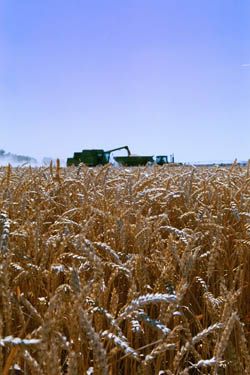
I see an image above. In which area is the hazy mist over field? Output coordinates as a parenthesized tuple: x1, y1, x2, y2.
(0, 149, 36, 166)
(0, 149, 63, 166)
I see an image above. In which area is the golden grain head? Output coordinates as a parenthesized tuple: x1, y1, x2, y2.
(0, 164, 249, 374)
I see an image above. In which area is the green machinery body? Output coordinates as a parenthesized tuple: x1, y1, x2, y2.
(67, 146, 131, 167)
(67, 149, 109, 167)
(67, 146, 174, 167)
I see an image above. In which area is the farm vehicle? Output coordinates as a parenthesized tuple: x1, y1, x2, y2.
(67, 146, 175, 167)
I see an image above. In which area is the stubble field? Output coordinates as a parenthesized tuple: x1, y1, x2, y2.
(0, 163, 249, 374)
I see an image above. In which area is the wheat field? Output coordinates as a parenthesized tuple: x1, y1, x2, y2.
(0, 162, 249, 374)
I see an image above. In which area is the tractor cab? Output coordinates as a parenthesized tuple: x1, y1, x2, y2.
(155, 155, 168, 165)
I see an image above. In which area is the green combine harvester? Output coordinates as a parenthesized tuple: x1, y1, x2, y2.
(67, 146, 174, 167)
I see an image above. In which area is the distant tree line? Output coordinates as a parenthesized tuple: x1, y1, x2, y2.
(0, 149, 37, 164)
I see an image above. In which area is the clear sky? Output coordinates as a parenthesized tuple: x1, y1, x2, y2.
(1, 0, 249, 163)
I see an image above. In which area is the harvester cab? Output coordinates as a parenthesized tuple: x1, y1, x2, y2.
(67, 146, 131, 167)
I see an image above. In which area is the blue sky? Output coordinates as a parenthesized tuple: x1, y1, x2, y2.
(1, 0, 249, 162)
